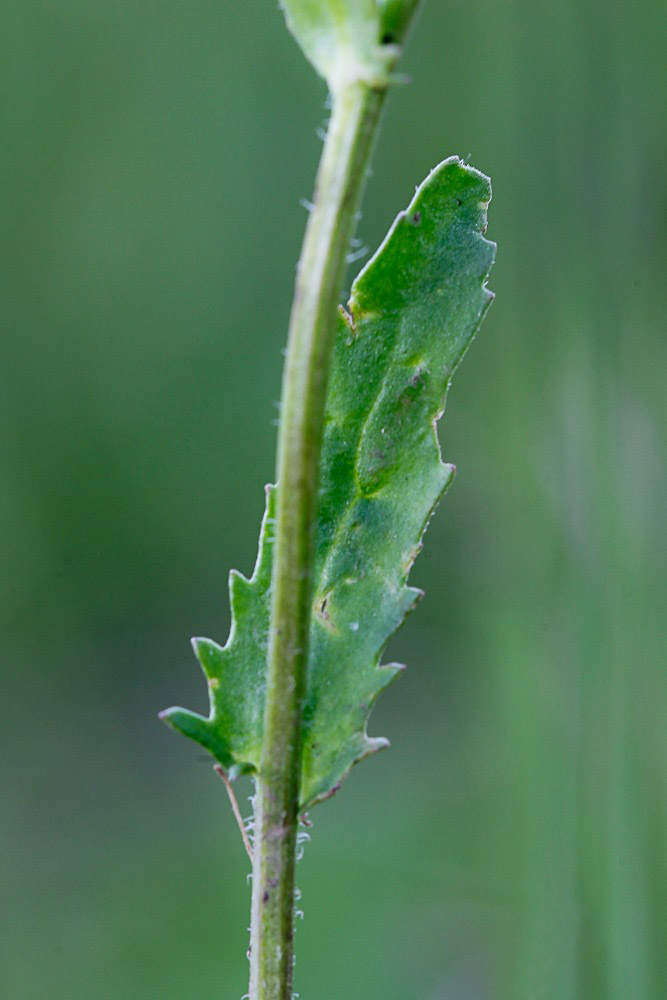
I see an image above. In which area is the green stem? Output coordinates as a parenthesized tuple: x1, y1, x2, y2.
(248, 81, 386, 1000)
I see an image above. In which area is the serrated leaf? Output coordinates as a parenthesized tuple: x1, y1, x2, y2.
(160, 486, 275, 778)
(162, 157, 495, 808)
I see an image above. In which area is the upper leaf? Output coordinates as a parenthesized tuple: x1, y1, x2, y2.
(161, 158, 495, 808)
(278, 0, 417, 90)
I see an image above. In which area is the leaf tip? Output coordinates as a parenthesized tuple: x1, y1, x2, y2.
(190, 635, 225, 685)
(406, 584, 425, 604)
(363, 735, 391, 756)
(382, 660, 406, 674)
(160, 706, 235, 770)
(159, 705, 203, 732)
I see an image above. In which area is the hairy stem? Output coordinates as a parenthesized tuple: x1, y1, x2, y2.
(248, 81, 386, 999)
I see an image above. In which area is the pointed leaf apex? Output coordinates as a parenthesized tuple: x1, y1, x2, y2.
(363, 735, 391, 756)
(191, 636, 225, 682)
(160, 707, 234, 770)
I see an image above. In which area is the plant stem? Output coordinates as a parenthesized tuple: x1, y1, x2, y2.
(248, 81, 386, 1000)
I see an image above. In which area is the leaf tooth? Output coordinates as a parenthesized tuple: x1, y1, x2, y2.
(355, 664, 406, 748)
(440, 460, 456, 487)
(228, 567, 255, 622)
(246, 483, 277, 586)
(191, 636, 225, 684)
(300, 731, 391, 809)
(361, 734, 391, 757)
(159, 706, 232, 769)
(400, 584, 424, 616)
(371, 660, 405, 697)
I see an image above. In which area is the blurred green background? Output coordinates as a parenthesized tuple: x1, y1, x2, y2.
(2, 2, 665, 998)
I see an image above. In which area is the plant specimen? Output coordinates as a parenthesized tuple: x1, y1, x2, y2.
(160, 2, 495, 997)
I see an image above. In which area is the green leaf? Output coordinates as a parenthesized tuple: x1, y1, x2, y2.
(278, 0, 407, 90)
(161, 157, 495, 808)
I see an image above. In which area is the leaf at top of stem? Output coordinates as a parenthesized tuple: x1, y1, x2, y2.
(278, 0, 421, 91)
(161, 157, 495, 809)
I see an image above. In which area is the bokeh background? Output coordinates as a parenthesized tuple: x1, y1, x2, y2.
(2, 2, 665, 998)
